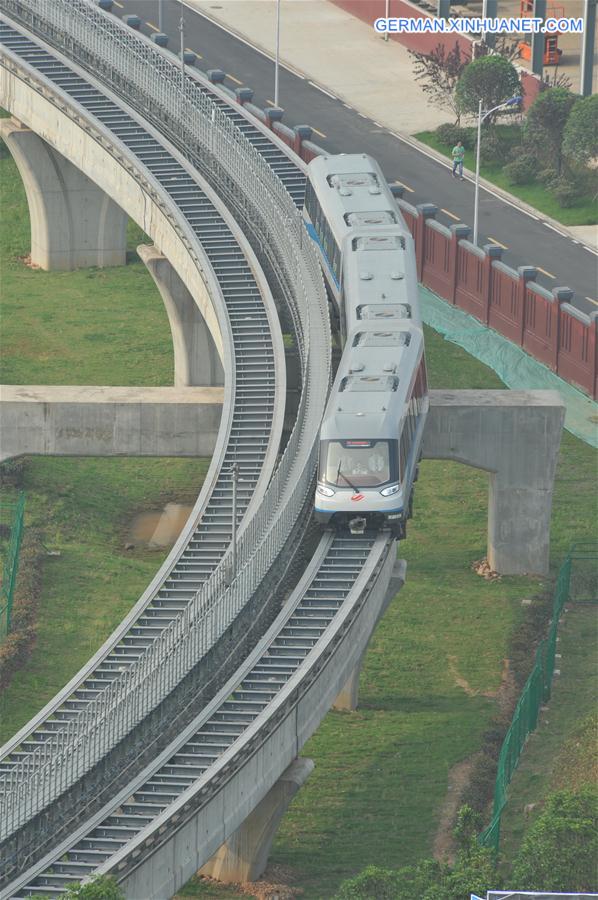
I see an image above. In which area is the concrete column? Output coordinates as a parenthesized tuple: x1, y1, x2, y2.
(199, 758, 314, 883)
(422, 390, 565, 575)
(137, 244, 224, 387)
(0, 119, 127, 270)
(334, 558, 407, 711)
(531, 0, 547, 76)
(581, 0, 597, 97)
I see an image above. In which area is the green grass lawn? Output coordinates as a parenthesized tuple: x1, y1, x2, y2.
(0, 457, 210, 742)
(0, 149, 173, 386)
(1, 134, 597, 900)
(415, 129, 598, 227)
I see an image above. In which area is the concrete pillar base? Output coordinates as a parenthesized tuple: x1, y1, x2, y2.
(137, 244, 224, 387)
(334, 558, 407, 711)
(0, 119, 127, 270)
(199, 758, 314, 883)
(423, 390, 565, 575)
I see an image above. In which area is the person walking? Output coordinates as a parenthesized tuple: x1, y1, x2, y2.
(451, 140, 465, 179)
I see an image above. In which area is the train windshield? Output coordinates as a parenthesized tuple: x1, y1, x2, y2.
(321, 440, 393, 488)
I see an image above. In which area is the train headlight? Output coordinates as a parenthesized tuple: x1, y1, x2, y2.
(317, 485, 335, 498)
(380, 484, 399, 497)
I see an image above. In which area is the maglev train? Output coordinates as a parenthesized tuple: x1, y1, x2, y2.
(304, 153, 429, 538)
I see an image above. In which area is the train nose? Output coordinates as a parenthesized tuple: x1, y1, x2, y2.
(348, 516, 367, 535)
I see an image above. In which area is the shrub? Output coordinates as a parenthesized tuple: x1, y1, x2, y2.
(524, 86, 577, 174)
(512, 788, 598, 892)
(334, 865, 401, 899)
(435, 123, 473, 150)
(0, 457, 27, 488)
(503, 153, 537, 185)
(563, 94, 598, 167)
(461, 751, 498, 813)
(551, 175, 585, 208)
(479, 128, 509, 164)
(0, 528, 45, 690)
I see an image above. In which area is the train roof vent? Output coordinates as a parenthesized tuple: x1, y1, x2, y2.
(339, 375, 399, 393)
(352, 235, 406, 251)
(345, 211, 396, 227)
(353, 331, 411, 347)
(357, 304, 412, 320)
(329, 172, 379, 191)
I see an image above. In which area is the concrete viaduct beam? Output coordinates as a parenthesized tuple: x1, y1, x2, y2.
(0, 119, 127, 270)
(137, 245, 224, 388)
(0, 385, 223, 461)
(422, 390, 565, 576)
(199, 758, 314, 883)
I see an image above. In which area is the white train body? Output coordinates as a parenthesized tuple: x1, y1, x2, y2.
(304, 154, 429, 537)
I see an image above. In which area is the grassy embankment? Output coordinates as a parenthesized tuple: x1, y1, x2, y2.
(1, 147, 596, 900)
(0, 150, 209, 740)
(415, 127, 598, 227)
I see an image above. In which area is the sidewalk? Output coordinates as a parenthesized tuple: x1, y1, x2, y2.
(185, 0, 598, 251)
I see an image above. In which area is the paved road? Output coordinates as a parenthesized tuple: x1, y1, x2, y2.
(115, 0, 597, 314)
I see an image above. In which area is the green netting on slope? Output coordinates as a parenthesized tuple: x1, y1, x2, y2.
(419, 285, 598, 449)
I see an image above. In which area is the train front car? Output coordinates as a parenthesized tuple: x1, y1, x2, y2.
(307, 153, 429, 538)
(315, 323, 427, 537)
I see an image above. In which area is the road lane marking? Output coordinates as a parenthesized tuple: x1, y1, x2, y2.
(185, 47, 202, 58)
(227, 73, 243, 85)
(488, 236, 508, 250)
(311, 126, 327, 139)
(146, 20, 159, 32)
(536, 266, 556, 279)
(585, 297, 598, 305)
(394, 181, 414, 193)
(343, 103, 353, 110)
(583, 245, 598, 256)
(441, 208, 460, 221)
(543, 221, 568, 237)
(373, 121, 383, 128)
(113, 0, 123, 6)
(308, 81, 337, 99)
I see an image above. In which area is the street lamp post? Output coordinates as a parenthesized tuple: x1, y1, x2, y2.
(158, 0, 164, 33)
(473, 95, 522, 246)
(274, 0, 281, 107)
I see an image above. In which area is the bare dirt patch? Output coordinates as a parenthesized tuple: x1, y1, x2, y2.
(433, 753, 481, 862)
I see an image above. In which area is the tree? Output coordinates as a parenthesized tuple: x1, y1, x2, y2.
(563, 94, 598, 168)
(409, 42, 469, 124)
(524, 86, 577, 174)
(511, 788, 598, 892)
(456, 55, 521, 122)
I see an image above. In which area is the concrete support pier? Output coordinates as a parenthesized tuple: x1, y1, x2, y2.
(422, 390, 565, 576)
(137, 244, 224, 387)
(0, 119, 127, 270)
(199, 758, 314, 883)
(334, 558, 407, 711)
(0, 385, 223, 460)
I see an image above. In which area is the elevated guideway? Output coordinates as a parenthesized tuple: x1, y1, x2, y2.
(0, 3, 405, 897)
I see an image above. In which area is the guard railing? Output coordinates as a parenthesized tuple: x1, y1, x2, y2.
(0, 0, 330, 842)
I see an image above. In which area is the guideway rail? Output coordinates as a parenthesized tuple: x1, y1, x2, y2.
(0, 14, 281, 827)
(0, 0, 331, 870)
(5, 532, 393, 898)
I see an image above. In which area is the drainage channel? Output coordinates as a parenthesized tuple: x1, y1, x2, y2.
(6, 534, 383, 898)
(0, 20, 279, 785)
